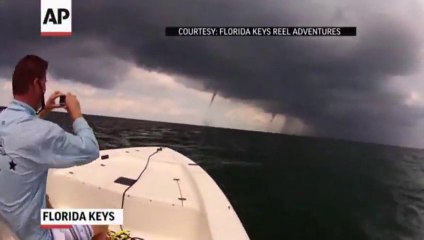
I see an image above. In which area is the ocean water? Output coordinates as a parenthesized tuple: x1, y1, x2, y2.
(24, 111, 424, 239)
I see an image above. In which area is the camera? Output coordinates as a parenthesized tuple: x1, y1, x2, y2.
(59, 95, 66, 106)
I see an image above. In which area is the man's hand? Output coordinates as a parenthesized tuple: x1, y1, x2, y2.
(38, 91, 65, 119)
(65, 93, 82, 121)
(46, 91, 65, 111)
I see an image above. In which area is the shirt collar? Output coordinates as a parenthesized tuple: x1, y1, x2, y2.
(8, 99, 37, 116)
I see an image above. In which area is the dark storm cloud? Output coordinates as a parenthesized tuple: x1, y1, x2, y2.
(0, 0, 423, 146)
(0, 1, 129, 88)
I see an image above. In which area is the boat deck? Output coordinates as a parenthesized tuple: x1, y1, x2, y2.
(47, 147, 249, 240)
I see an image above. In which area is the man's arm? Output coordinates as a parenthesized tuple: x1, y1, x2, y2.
(23, 93, 99, 168)
(39, 117, 100, 168)
(38, 91, 64, 119)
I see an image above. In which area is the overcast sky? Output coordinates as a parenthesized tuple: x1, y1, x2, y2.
(0, 0, 424, 148)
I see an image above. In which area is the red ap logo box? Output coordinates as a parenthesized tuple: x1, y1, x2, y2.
(40, 0, 72, 37)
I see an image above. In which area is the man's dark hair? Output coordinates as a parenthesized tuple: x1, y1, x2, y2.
(12, 55, 48, 95)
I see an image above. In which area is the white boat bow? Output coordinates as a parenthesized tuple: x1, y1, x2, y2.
(47, 147, 250, 240)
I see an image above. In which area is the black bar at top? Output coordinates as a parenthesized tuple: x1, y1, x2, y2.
(165, 27, 357, 37)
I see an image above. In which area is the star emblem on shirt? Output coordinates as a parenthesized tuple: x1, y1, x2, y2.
(9, 160, 16, 171)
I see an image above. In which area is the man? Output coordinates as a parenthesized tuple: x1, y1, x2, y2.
(0, 55, 109, 240)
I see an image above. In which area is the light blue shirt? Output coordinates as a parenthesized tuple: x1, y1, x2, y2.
(0, 100, 100, 240)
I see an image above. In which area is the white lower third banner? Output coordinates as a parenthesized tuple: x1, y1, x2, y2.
(40, 209, 123, 228)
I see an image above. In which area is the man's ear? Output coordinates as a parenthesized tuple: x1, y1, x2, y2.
(28, 78, 36, 90)
(33, 78, 40, 88)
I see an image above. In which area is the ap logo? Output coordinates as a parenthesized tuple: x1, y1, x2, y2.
(41, 0, 72, 36)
